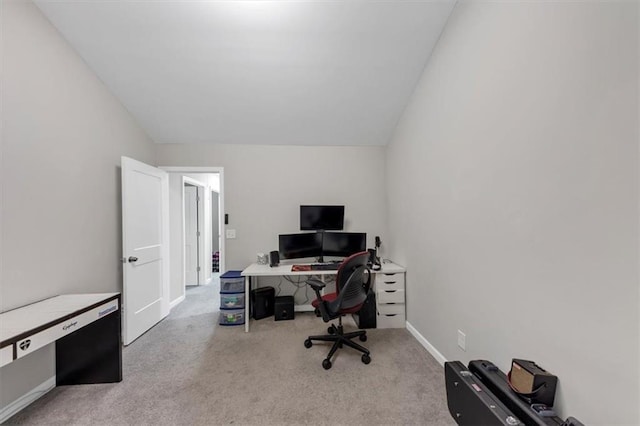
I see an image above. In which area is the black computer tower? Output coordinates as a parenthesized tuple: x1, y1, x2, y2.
(274, 296, 295, 321)
(352, 290, 376, 329)
(251, 286, 275, 320)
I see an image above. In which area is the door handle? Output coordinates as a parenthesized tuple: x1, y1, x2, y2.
(128, 256, 138, 263)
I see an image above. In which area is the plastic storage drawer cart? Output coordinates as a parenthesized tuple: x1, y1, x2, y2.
(219, 270, 245, 326)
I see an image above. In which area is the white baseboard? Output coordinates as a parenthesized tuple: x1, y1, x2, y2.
(169, 294, 186, 310)
(0, 376, 55, 424)
(406, 321, 447, 366)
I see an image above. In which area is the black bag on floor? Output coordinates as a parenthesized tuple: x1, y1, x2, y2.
(445, 361, 525, 426)
(469, 360, 563, 426)
(352, 290, 376, 329)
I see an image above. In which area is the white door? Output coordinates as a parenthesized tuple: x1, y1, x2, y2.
(184, 184, 199, 285)
(121, 156, 170, 345)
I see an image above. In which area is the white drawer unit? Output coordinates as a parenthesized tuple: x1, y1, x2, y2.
(373, 267, 406, 329)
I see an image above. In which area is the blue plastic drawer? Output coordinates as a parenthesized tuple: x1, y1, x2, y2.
(220, 277, 244, 293)
(220, 293, 245, 309)
(220, 270, 244, 294)
(219, 309, 245, 326)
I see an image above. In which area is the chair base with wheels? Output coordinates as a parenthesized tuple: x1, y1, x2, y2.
(304, 316, 371, 370)
(303, 251, 373, 370)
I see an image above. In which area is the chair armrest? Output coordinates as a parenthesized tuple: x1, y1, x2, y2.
(306, 278, 326, 292)
(306, 278, 332, 322)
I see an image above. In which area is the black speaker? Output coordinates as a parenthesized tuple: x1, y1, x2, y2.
(367, 248, 376, 264)
(269, 250, 280, 267)
(251, 287, 275, 320)
(352, 290, 376, 329)
(367, 248, 381, 270)
(274, 296, 294, 321)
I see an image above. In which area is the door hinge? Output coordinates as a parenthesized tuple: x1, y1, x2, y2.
(197, 266, 201, 272)
(197, 231, 201, 237)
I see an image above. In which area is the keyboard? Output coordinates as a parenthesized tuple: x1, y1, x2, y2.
(291, 263, 340, 272)
(310, 263, 340, 271)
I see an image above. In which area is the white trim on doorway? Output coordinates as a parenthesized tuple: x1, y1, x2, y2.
(169, 295, 186, 310)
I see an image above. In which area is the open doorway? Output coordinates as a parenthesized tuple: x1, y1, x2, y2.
(183, 177, 205, 286)
(162, 167, 225, 309)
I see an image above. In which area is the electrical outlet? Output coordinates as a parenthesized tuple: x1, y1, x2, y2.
(457, 330, 466, 351)
(226, 229, 236, 239)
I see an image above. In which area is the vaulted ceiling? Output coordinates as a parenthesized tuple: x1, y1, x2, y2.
(35, 0, 456, 146)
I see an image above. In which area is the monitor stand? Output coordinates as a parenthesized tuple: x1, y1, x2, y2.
(317, 230, 325, 263)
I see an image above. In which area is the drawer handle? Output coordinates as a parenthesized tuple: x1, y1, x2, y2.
(384, 290, 397, 293)
(384, 314, 398, 317)
(384, 281, 397, 284)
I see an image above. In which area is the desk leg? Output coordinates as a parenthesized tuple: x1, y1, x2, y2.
(245, 275, 250, 332)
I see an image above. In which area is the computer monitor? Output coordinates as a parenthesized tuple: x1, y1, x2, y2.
(300, 205, 344, 231)
(279, 232, 323, 260)
(322, 232, 366, 258)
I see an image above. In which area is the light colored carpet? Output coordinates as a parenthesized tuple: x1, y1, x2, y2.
(7, 281, 454, 425)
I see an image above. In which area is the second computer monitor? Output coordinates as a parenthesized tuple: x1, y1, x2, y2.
(279, 232, 323, 260)
(322, 232, 366, 258)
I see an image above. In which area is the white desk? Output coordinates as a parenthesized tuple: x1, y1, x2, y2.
(241, 261, 406, 332)
(0, 293, 122, 384)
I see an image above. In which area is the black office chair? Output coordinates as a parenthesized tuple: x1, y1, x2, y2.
(304, 251, 372, 370)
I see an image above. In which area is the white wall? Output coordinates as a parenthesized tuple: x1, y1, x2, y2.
(386, 1, 638, 424)
(167, 174, 187, 304)
(156, 144, 388, 271)
(1, 0, 156, 411)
